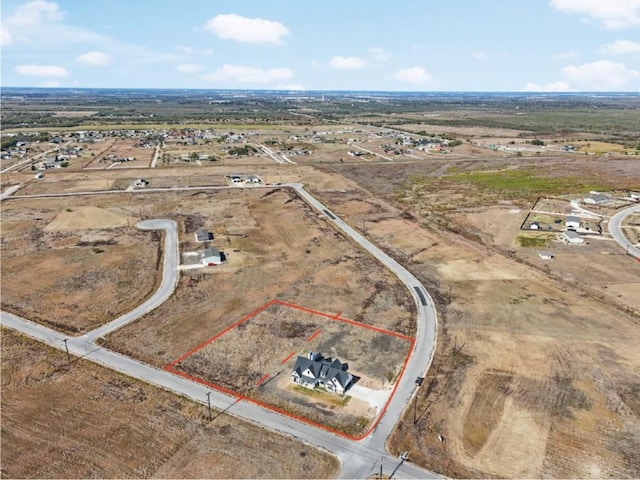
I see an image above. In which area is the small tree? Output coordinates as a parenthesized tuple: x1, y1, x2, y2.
(189, 151, 198, 161)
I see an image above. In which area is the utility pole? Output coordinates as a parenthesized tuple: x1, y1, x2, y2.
(389, 452, 408, 479)
(63, 339, 70, 365)
(206, 392, 212, 421)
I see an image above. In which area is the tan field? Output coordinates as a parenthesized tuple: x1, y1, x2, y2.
(1, 329, 340, 479)
(2, 116, 639, 479)
(319, 159, 640, 478)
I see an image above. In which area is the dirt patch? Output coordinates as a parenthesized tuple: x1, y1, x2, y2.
(44, 206, 133, 230)
(1, 328, 340, 479)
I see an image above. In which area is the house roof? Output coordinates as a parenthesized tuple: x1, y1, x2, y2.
(203, 247, 220, 257)
(291, 354, 353, 389)
(195, 228, 212, 241)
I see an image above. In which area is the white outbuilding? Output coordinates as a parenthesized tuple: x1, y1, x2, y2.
(202, 247, 223, 265)
(562, 231, 584, 244)
(566, 216, 580, 230)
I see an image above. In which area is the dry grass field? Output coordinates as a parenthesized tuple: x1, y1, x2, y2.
(1, 198, 159, 334)
(170, 300, 411, 436)
(102, 186, 414, 370)
(3, 117, 639, 479)
(1, 329, 339, 479)
(313, 161, 640, 478)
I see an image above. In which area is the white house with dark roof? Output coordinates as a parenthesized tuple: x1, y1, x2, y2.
(291, 352, 353, 395)
(202, 247, 223, 265)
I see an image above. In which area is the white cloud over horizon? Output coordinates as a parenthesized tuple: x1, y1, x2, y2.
(0, 25, 12, 46)
(76, 51, 112, 66)
(392, 67, 433, 85)
(201, 64, 293, 84)
(15, 64, 68, 77)
(562, 60, 640, 89)
(527, 59, 640, 91)
(329, 56, 368, 69)
(599, 39, 640, 54)
(203, 14, 289, 45)
(550, 0, 640, 29)
(5, 0, 63, 28)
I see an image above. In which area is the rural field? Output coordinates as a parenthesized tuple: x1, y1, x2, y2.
(2, 89, 640, 479)
(318, 157, 640, 478)
(101, 185, 415, 370)
(169, 300, 412, 437)
(1, 328, 340, 479)
(0, 197, 159, 334)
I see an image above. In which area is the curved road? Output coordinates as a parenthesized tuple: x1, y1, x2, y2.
(1, 184, 439, 479)
(83, 220, 179, 342)
(608, 203, 640, 259)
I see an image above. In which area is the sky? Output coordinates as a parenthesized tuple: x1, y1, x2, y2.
(1, 0, 639, 91)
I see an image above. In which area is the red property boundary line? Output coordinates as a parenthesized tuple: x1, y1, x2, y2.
(165, 299, 415, 441)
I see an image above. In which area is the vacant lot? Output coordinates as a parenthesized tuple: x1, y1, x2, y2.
(1, 328, 339, 479)
(1, 199, 159, 334)
(309, 162, 640, 478)
(170, 300, 411, 436)
(103, 187, 414, 372)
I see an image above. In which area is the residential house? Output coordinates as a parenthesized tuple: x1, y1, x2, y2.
(202, 247, 223, 265)
(195, 228, 213, 242)
(562, 231, 584, 244)
(583, 193, 610, 205)
(291, 352, 354, 395)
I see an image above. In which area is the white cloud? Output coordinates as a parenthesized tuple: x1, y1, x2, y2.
(329, 56, 368, 69)
(201, 64, 293, 84)
(0, 25, 12, 46)
(393, 67, 433, 85)
(176, 63, 203, 74)
(76, 51, 112, 66)
(524, 81, 573, 92)
(600, 39, 640, 54)
(203, 14, 288, 44)
(6, 0, 63, 27)
(369, 47, 390, 63)
(562, 60, 640, 89)
(549, 0, 640, 29)
(471, 51, 487, 61)
(15, 64, 68, 77)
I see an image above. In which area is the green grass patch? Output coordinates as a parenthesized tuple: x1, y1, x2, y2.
(448, 169, 610, 197)
(291, 385, 351, 407)
(516, 235, 550, 247)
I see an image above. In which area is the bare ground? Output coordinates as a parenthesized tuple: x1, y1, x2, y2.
(309, 163, 640, 478)
(0, 328, 340, 479)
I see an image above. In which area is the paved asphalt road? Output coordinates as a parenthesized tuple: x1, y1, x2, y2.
(608, 203, 640, 259)
(82, 220, 179, 342)
(1, 183, 440, 479)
